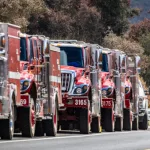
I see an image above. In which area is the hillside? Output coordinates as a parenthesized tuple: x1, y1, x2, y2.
(131, 0, 150, 23)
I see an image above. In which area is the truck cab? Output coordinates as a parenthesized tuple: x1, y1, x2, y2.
(51, 40, 102, 134)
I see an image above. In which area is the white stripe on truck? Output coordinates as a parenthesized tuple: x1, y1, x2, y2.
(9, 71, 20, 79)
(49, 76, 61, 83)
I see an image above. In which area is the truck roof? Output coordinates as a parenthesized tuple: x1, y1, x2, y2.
(51, 43, 85, 48)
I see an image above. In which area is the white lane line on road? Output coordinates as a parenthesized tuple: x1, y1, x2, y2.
(0, 131, 147, 144)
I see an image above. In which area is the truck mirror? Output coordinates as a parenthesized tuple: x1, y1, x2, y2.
(85, 71, 90, 76)
(135, 56, 140, 68)
(0, 33, 5, 48)
(98, 62, 102, 69)
(137, 68, 141, 74)
(28, 65, 35, 70)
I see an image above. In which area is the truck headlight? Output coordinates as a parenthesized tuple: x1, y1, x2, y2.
(76, 87, 82, 94)
(74, 85, 88, 94)
(102, 87, 113, 97)
(107, 87, 113, 96)
(21, 80, 30, 91)
(102, 90, 107, 97)
(125, 87, 130, 94)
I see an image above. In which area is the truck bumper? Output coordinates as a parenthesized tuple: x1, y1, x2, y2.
(62, 95, 89, 108)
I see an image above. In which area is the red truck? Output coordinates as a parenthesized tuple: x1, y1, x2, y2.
(19, 35, 62, 137)
(0, 23, 62, 140)
(124, 55, 141, 130)
(51, 41, 102, 134)
(0, 23, 24, 139)
(100, 48, 127, 132)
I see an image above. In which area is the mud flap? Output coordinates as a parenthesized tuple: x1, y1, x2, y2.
(115, 117, 123, 131)
(132, 117, 139, 130)
(123, 108, 132, 131)
(104, 108, 115, 132)
(91, 116, 101, 133)
(35, 121, 44, 136)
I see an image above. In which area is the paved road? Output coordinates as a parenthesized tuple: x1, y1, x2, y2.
(0, 130, 150, 150)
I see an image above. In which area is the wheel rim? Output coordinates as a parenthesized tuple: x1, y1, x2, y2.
(31, 98, 36, 133)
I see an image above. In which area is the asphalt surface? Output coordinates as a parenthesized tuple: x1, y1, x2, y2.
(0, 130, 150, 150)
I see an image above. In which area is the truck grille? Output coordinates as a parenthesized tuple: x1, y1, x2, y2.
(61, 73, 72, 92)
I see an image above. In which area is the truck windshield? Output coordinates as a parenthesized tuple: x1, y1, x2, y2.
(102, 53, 109, 72)
(60, 47, 84, 68)
(20, 38, 28, 61)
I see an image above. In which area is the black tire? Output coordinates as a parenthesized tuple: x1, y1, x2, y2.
(139, 113, 148, 130)
(91, 116, 101, 133)
(132, 117, 139, 130)
(104, 109, 114, 132)
(115, 117, 123, 131)
(44, 104, 58, 136)
(123, 109, 132, 131)
(21, 98, 36, 137)
(80, 108, 90, 134)
(35, 121, 44, 136)
(1, 103, 14, 140)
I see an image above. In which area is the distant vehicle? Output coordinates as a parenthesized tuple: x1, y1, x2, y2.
(138, 79, 149, 129)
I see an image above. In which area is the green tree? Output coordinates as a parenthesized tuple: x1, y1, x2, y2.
(91, 0, 129, 35)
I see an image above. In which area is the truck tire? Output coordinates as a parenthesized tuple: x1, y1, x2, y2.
(1, 102, 14, 140)
(139, 112, 148, 130)
(123, 109, 132, 131)
(132, 117, 139, 130)
(91, 116, 101, 133)
(35, 121, 44, 136)
(104, 109, 114, 132)
(80, 108, 90, 134)
(44, 104, 58, 136)
(115, 117, 123, 131)
(21, 98, 36, 137)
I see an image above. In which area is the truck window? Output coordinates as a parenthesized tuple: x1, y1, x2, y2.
(59, 47, 84, 68)
(102, 53, 109, 72)
(20, 37, 27, 61)
(29, 39, 34, 63)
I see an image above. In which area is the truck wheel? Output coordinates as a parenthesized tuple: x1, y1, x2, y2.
(1, 102, 14, 140)
(91, 116, 101, 133)
(139, 112, 148, 130)
(35, 121, 44, 136)
(80, 108, 90, 134)
(115, 117, 123, 131)
(105, 109, 114, 132)
(21, 98, 36, 137)
(123, 109, 132, 131)
(132, 117, 139, 130)
(44, 104, 58, 136)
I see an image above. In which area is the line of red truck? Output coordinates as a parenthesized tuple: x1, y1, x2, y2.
(0, 23, 148, 140)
